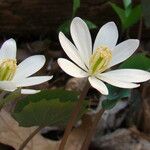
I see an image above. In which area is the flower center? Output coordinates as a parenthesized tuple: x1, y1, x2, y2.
(89, 46, 112, 75)
(0, 59, 17, 81)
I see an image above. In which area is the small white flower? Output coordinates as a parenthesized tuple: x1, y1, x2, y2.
(0, 39, 53, 94)
(58, 17, 150, 95)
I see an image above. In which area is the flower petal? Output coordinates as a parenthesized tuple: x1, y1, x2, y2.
(101, 69, 150, 83)
(0, 81, 17, 91)
(88, 77, 108, 95)
(58, 58, 88, 78)
(59, 32, 87, 71)
(98, 74, 140, 89)
(109, 39, 139, 68)
(21, 89, 40, 94)
(15, 76, 52, 87)
(13, 55, 46, 80)
(93, 22, 118, 52)
(70, 17, 92, 67)
(0, 38, 17, 59)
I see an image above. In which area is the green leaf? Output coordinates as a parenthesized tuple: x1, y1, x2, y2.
(73, 0, 80, 17)
(119, 53, 150, 71)
(58, 19, 97, 35)
(107, 84, 130, 100)
(123, 0, 132, 17)
(141, 0, 150, 28)
(57, 20, 71, 34)
(110, 2, 141, 29)
(125, 4, 141, 29)
(127, 89, 142, 125)
(110, 2, 126, 27)
(123, 0, 132, 9)
(124, 0, 132, 17)
(84, 20, 97, 29)
(102, 84, 130, 110)
(102, 82, 131, 110)
(102, 99, 118, 110)
(12, 89, 88, 127)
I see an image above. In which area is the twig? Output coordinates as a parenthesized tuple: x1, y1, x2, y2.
(138, 17, 143, 41)
(81, 108, 105, 150)
(136, 17, 144, 52)
(59, 79, 90, 150)
(18, 126, 44, 150)
(126, 28, 130, 39)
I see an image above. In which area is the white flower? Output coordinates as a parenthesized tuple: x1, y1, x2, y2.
(0, 39, 53, 94)
(58, 17, 150, 95)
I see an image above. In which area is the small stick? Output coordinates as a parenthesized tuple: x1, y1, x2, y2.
(19, 126, 44, 150)
(81, 109, 105, 150)
(138, 17, 143, 41)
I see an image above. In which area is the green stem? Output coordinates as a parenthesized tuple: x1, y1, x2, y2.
(0, 91, 8, 99)
(0, 88, 21, 110)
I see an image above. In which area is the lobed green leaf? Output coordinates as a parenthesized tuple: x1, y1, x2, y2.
(119, 53, 150, 71)
(107, 84, 130, 101)
(12, 89, 88, 127)
(102, 99, 118, 110)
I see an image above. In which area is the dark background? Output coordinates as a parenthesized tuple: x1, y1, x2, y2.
(0, 0, 149, 40)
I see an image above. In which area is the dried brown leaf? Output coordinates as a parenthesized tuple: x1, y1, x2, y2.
(0, 109, 59, 150)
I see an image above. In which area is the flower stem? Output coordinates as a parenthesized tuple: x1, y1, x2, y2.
(18, 126, 44, 150)
(0, 89, 21, 110)
(81, 108, 105, 150)
(59, 79, 90, 150)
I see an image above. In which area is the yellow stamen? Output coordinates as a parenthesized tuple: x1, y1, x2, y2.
(89, 46, 112, 75)
(0, 59, 17, 81)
